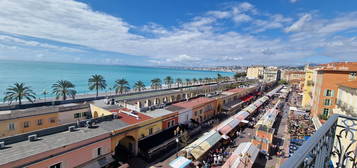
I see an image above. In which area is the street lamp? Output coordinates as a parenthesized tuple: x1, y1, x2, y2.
(174, 127, 181, 158)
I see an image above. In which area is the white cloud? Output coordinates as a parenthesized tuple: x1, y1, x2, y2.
(166, 54, 201, 63)
(0, 0, 356, 65)
(290, 0, 299, 3)
(285, 14, 312, 32)
(233, 14, 252, 24)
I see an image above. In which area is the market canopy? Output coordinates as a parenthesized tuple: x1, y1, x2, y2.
(169, 156, 192, 168)
(217, 118, 240, 135)
(234, 111, 250, 121)
(222, 142, 259, 168)
(182, 130, 222, 160)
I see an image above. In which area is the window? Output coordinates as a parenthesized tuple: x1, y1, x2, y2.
(97, 147, 102, 156)
(37, 119, 43, 126)
(324, 99, 332, 106)
(349, 72, 357, 80)
(74, 113, 81, 118)
(49, 117, 56, 123)
(323, 108, 330, 116)
(23, 121, 30, 128)
(49, 162, 62, 168)
(148, 128, 153, 135)
(324, 89, 334, 97)
(82, 112, 88, 117)
(8, 123, 15, 130)
(194, 111, 198, 116)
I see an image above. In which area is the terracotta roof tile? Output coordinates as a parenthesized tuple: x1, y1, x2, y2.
(338, 80, 357, 89)
(110, 108, 152, 124)
(173, 97, 215, 109)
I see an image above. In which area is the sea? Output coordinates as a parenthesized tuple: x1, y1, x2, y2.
(0, 60, 233, 100)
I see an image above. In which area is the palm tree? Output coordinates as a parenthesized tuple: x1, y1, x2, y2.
(114, 79, 130, 94)
(192, 78, 198, 85)
(198, 78, 203, 84)
(151, 78, 162, 90)
(185, 78, 191, 86)
(176, 78, 183, 87)
(52, 80, 76, 100)
(42, 89, 49, 102)
(204, 77, 210, 84)
(134, 80, 145, 92)
(88, 74, 107, 97)
(164, 76, 173, 88)
(3, 83, 36, 105)
(217, 73, 223, 83)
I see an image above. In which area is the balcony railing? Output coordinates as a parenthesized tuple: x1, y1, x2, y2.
(281, 114, 357, 168)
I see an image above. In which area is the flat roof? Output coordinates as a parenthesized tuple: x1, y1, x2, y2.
(110, 108, 152, 124)
(0, 119, 129, 166)
(338, 81, 357, 89)
(173, 97, 215, 109)
(0, 103, 88, 121)
(141, 108, 175, 118)
(115, 89, 181, 101)
(165, 105, 187, 112)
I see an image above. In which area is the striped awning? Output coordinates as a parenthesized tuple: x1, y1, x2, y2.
(169, 156, 192, 168)
(222, 142, 259, 168)
(183, 130, 222, 159)
(218, 118, 240, 135)
(234, 111, 250, 121)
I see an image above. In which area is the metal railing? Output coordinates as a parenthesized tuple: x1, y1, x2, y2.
(281, 114, 357, 168)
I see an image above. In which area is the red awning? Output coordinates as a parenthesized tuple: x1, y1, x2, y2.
(241, 95, 254, 102)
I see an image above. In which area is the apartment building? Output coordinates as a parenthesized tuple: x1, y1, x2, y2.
(302, 66, 316, 109)
(263, 68, 281, 81)
(311, 62, 357, 117)
(173, 97, 218, 123)
(247, 66, 265, 79)
(0, 103, 89, 137)
(334, 81, 357, 117)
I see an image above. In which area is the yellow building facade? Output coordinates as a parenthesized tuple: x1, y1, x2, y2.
(0, 111, 59, 137)
(247, 66, 265, 79)
(302, 67, 314, 109)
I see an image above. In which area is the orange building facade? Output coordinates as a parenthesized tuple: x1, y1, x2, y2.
(311, 62, 357, 117)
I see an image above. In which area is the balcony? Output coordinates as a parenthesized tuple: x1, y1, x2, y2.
(281, 114, 357, 168)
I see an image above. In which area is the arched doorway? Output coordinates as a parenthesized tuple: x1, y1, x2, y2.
(114, 136, 137, 162)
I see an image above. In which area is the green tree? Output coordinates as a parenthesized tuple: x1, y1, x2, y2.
(133, 80, 145, 92)
(217, 73, 223, 82)
(52, 80, 76, 100)
(3, 82, 36, 105)
(114, 79, 130, 94)
(164, 76, 173, 88)
(42, 89, 49, 102)
(176, 78, 183, 88)
(198, 78, 203, 84)
(192, 78, 198, 84)
(88, 74, 107, 97)
(204, 77, 210, 83)
(185, 78, 191, 86)
(151, 78, 162, 90)
(234, 72, 246, 81)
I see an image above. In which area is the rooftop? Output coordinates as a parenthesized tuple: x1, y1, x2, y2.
(318, 62, 357, 72)
(173, 97, 215, 109)
(338, 80, 357, 89)
(110, 108, 152, 124)
(0, 118, 128, 166)
(0, 103, 88, 121)
(141, 108, 175, 118)
(223, 88, 245, 94)
(165, 105, 187, 112)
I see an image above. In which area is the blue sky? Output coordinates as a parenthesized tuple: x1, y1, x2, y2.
(0, 0, 356, 66)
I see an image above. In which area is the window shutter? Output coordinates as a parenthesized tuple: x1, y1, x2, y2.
(331, 90, 335, 97)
